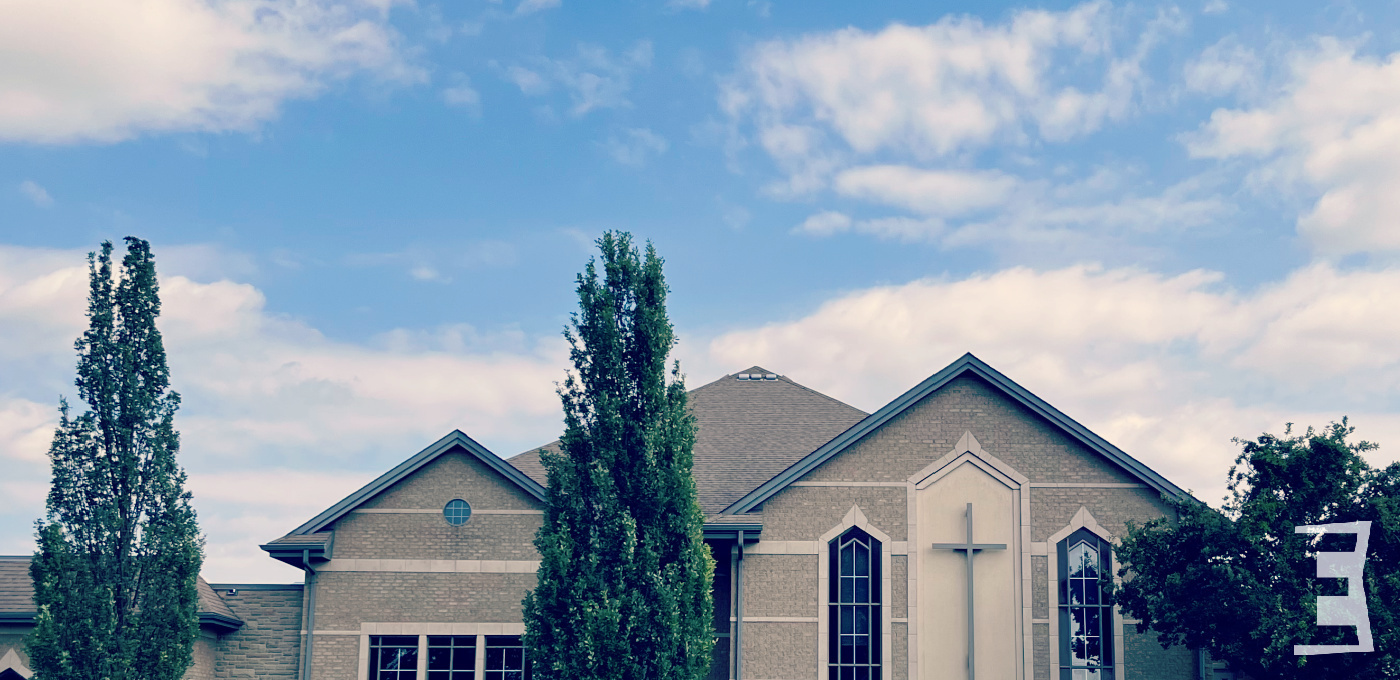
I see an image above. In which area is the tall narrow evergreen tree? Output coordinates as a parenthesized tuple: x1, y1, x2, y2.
(28, 238, 203, 680)
(523, 232, 714, 680)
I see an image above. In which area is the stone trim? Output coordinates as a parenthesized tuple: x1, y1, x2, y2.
(1046, 506, 1125, 680)
(789, 482, 910, 487)
(907, 431, 1031, 680)
(318, 559, 539, 573)
(1, 648, 33, 679)
(1027, 483, 1149, 489)
(746, 540, 909, 556)
(350, 509, 543, 514)
(817, 505, 893, 680)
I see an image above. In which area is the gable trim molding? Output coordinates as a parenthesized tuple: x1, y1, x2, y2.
(288, 430, 547, 536)
(721, 353, 1187, 515)
(0, 649, 32, 679)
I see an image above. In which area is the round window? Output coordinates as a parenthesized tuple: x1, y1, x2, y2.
(443, 499, 472, 526)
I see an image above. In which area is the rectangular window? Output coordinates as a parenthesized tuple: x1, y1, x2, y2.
(484, 636, 530, 680)
(371, 636, 420, 680)
(427, 636, 476, 680)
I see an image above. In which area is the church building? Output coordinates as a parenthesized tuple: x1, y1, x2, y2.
(1, 354, 1213, 680)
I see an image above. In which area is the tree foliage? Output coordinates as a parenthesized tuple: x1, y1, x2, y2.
(522, 232, 714, 680)
(1113, 420, 1399, 679)
(28, 238, 203, 680)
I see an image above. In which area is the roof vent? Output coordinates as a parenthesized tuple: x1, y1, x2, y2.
(763, 373, 777, 380)
(736, 373, 751, 380)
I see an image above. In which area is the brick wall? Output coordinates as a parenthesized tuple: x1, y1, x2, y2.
(358, 452, 540, 512)
(313, 571, 536, 630)
(742, 555, 817, 618)
(760, 487, 907, 542)
(189, 633, 217, 680)
(332, 513, 541, 561)
(212, 584, 304, 679)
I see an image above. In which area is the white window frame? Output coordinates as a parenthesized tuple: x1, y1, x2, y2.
(817, 505, 893, 680)
(1046, 507, 1125, 680)
(356, 623, 527, 680)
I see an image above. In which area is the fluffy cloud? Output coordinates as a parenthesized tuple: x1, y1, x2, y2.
(722, 2, 1173, 169)
(0, 244, 567, 580)
(1187, 39, 1400, 254)
(706, 263, 1400, 503)
(0, 0, 420, 144)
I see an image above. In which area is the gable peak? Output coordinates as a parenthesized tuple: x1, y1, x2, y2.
(732, 365, 779, 381)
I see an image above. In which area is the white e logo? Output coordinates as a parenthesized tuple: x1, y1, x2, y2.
(1293, 521, 1373, 655)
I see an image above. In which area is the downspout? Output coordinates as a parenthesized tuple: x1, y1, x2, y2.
(733, 531, 745, 680)
(301, 549, 318, 680)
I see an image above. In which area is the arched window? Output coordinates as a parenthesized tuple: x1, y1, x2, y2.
(829, 527, 881, 680)
(1058, 528, 1114, 680)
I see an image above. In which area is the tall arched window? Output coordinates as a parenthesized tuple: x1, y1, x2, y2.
(1058, 528, 1114, 680)
(829, 527, 881, 680)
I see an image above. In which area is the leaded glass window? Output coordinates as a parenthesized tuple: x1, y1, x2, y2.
(427, 636, 476, 680)
(1058, 528, 1114, 680)
(371, 636, 419, 680)
(829, 527, 881, 680)
(484, 636, 529, 680)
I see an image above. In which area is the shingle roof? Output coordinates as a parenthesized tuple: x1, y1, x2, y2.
(507, 366, 869, 513)
(0, 555, 241, 625)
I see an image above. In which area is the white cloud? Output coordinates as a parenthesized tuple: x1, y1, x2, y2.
(442, 76, 481, 111)
(705, 262, 1400, 504)
(722, 1, 1169, 170)
(794, 210, 853, 236)
(504, 41, 653, 115)
(1184, 40, 1261, 96)
(515, 0, 560, 15)
(1187, 40, 1400, 254)
(18, 180, 52, 206)
(833, 166, 1016, 217)
(668, 0, 710, 9)
(603, 128, 669, 166)
(0, 0, 421, 144)
(1202, 0, 1228, 14)
(0, 243, 568, 581)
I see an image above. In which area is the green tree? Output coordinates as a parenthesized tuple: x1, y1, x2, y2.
(28, 238, 203, 680)
(523, 232, 714, 680)
(1113, 420, 1399, 679)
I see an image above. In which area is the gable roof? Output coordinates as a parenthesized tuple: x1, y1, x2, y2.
(0, 555, 242, 632)
(508, 366, 869, 514)
(277, 430, 546, 539)
(722, 353, 1189, 514)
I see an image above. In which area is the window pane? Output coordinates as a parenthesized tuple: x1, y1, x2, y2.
(854, 577, 868, 603)
(840, 636, 854, 664)
(840, 667, 854, 680)
(429, 648, 450, 671)
(1069, 544, 1085, 578)
(1070, 580, 1085, 606)
(1085, 579, 1100, 605)
(1072, 636, 1087, 662)
(1070, 607, 1086, 636)
(841, 577, 853, 603)
(855, 607, 869, 635)
(1082, 545, 1099, 579)
(841, 544, 854, 575)
(1086, 636, 1102, 665)
(854, 636, 869, 664)
(1085, 608, 1101, 637)
(841, 606, 853, 634)
(855, 666, 869, 680)
(854, 544, 868, 577)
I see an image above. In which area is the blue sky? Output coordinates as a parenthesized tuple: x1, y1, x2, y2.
(4, 0, 1400, 581)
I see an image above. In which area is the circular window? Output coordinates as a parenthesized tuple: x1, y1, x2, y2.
(443, 499, 472, 526)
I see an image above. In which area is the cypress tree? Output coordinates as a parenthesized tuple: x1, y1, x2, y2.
(27, 238, 204, 680)
(523, 232, 714, 680)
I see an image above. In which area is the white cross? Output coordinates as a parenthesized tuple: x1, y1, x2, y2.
(930, 502, 1006, 680)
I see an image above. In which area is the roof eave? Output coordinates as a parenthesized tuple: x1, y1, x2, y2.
(199, 612, 244, 633)
(722, 353, 1190, 514)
